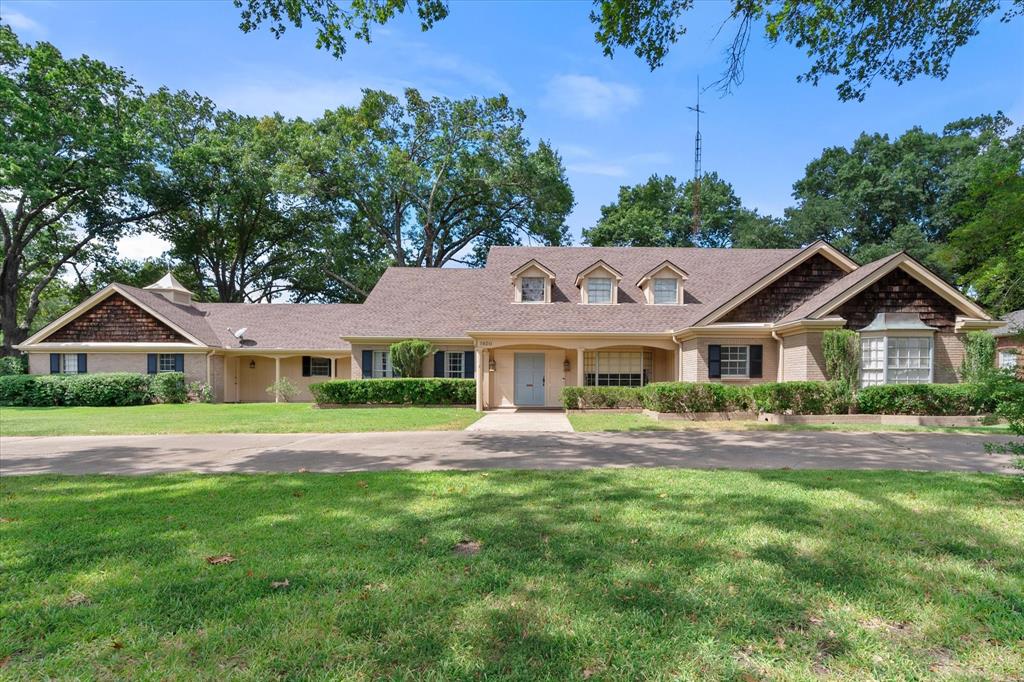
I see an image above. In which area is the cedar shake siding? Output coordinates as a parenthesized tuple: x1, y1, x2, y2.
(720, 254, 846, 323)
(43, 293, 189, 343)
(836, 269, 959, 332)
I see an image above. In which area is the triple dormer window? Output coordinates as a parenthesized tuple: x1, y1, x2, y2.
(576, 261, 623, 304)
(637, 261, 688, 305)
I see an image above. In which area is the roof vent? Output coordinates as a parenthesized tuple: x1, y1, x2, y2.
(144, 272, 193, 305)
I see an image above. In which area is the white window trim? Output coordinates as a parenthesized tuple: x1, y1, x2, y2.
(718, 345, 750, 379)
(997, 349, 1017, 370)
(157, 353, 178, 373)
(517, 276, 548, 304)
(61, 353, 79, 374)
(859, 333, 934, 387)
(310, 356, 332, 377)
(445, 351, 465, 378)
(372, 350, 393, 378)
(585, 277, 614, 305)
(652, 278, 679, 305)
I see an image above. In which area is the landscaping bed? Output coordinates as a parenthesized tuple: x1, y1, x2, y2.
(2, 470, 1022, 679)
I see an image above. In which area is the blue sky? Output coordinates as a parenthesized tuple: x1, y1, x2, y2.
(5, 0, 1023, 259)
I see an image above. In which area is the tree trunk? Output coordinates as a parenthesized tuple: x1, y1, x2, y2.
(0, 273, 27, 356)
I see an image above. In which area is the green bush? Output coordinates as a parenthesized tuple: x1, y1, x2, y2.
(960, 331, 997, 383)
(856, 383, 994, 416)
(639, 382, 751, 413)
(561, 386, 644, 409)
(748, 381, 853, 415)
(822, 329, 859, 389)
(0, 373, 152, 407)
(0, 356, 28, 376)
(151, 372, 187, 403)
(389, 339, 433, 378)
(310, 378, 475, 405)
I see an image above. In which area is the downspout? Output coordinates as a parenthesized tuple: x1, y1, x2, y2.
(671, 334, 684, 381)
(771, 329, 784, 382)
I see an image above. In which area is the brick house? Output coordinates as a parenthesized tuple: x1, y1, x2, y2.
(992, 310, 1023, 375)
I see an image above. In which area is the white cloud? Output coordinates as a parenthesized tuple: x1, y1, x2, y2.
(2, 9, 44, 35)
(566, 162, 627, 178)
(213, 74, 418, 119)
(117, 232, 171, 261)
(543, 74, 639, 120)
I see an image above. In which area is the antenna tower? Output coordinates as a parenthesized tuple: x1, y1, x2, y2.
(686, 77, 705, 234)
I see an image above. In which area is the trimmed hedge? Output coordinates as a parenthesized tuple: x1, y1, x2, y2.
(639, 382, 752, 413)
(562, 386, 643, 409)
(748, 381, 852, 415)
(151, 372, 187, 404)
(0, 356, 27, 376)
(856, 383, 992, 416)
(0, 373, 152, 407)
(310, 378, 475, 405)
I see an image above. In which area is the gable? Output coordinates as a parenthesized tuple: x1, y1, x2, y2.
(43, 293, 191, 343)
(720, 254, 846, 323)
(835, 268, 960, 332)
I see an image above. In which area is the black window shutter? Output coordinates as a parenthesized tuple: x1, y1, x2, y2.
(749, 345, 763, 378)
(434, 351, 445, 378)
(302, 356, 311, 377)
(361, 350, 373, 378)
(147, 353, 157, 374)
(50, 353, 60, 374)
(77, 353, 88, 374)
(464, 350, 475, 380)
(174, 354, 184, 372)
(708, 344, 722, 379)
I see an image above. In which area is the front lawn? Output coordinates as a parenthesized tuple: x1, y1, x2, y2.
(0, 403, 481, 436)
(1, 471, 1022, 679)
(568, 411, 1012, 435)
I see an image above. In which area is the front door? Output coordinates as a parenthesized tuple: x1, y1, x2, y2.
(514, 353, 546, 406)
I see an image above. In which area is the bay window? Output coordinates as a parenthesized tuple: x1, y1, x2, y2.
(860, 335, 933, 387)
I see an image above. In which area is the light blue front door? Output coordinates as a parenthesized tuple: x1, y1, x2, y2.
(514, 353, 546, 406)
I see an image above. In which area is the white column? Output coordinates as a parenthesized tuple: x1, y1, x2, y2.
(576, 348, 585, 386)
(677, 343, 684, 381)
(475, 349, 484, 412)
(274, 356, 281, 403)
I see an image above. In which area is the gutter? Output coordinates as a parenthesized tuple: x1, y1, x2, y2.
(771, 329, 784, 382)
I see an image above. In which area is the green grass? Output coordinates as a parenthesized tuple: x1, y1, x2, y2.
(2, 471, 1022, 679)
(567, 411, 1012, 435)
(0, 404, 481, 436)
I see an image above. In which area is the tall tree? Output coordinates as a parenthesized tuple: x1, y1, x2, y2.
(0, 27, 159, 355)
(583, 173, 791, 249)
(233, 1, 1022, 101)
(305, 88, 573, 269)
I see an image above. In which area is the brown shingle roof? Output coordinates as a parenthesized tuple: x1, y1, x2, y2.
(991, 310, 1024, 337)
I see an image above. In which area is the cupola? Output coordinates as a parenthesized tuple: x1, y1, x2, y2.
(144, 272, 193, 305)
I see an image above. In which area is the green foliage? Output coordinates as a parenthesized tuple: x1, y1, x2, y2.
(187, 381, 214, 403)
(822, 329, 860, 389)
(0, 356, 28, 375)
(0, 373, 152, 407)
(389, 340, 433, 378)
(748, 381, 853, 415)
(960, 331, 997, 383)
(561, 386, 644, 410)
(151, 372, 187, 404)
(267, 377, 299, 402)
(639, 382, 752, 413)
(310, 378, 475, 405)
(855, 383, 1002, 416)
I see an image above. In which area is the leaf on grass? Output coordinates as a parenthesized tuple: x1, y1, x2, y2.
(111, 640, 123, 650)
(0, 517, 15, 523)
(270, 579, 290, 589)
(64, 593, 90, 607)
(658, 493, 668, 499)
(0, 655, 11, 668)
(292, 490, 304, 498)
(206, 554, 235, 565)
(418, 537, 428, 546)
(356, 480, 368, 489)
(453, 539, 481, 555)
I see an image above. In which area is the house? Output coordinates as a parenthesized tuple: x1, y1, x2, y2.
(992, 310, 1023, 375)
(16, 241, 1001, 409)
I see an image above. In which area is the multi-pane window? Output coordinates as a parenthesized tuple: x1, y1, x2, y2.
(158, 353, 178, 373)
(310, 357, 332, 377)
(372, 350, 392, 378)
(521, 277, 545, 303)
(61, 353, 79, 374)
(860, 335, 933, 386)
(720, 346, 748, 377)
(584, 351, 652, 386)
(999, 350, 1018, 370)
(587, 277, 613, 304)
(446, 351, 464, 378)
(653, 278, 677, 304)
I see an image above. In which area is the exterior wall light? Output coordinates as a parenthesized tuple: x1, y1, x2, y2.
(488, 359, 496, 372)
(563, 359, 571, 372)
(249, 359, 256, 369)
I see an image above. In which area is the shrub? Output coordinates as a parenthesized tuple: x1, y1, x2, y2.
(310, 378, 475, 405)
(267, 377, 299, 402)
(389, 339, 433, 378)
(639, 382, 751, 413)
(961, 331, 997, 382)
(0, 375, 56, 406)
(856, 383, 994, 416)
(561, 386, 643, 409)
(748, 381, 852, 415)
(0, 356, 28, 376)
(62, 373, 153, 407)
(187, 381, 213, 403)
(151, 372, 187, 403)
(822, 329, 859, 389)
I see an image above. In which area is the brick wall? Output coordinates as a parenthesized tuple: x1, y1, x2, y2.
(721, 254, 846, 323)
(44, 294, 188, 343)
(680, 337, 778, 383)
(781, 333, 828, 381)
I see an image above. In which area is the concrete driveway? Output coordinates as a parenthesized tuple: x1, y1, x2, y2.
(0, 430, 1017, 475)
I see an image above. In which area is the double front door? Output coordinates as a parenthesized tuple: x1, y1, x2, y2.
(514, 353, 546, 406)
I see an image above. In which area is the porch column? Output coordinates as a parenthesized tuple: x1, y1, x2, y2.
(475, 349, 484, 412)
(576, 348, 585, 386)
(274, 356, 281, 403)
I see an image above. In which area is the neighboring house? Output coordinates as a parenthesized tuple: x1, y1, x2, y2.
(16, 241, 1001, 409)
(992, 310, 1023, 374)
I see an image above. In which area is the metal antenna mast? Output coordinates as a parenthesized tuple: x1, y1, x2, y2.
(686, 77, 705, 234)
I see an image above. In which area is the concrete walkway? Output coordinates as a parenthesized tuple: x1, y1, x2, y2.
(0, 431, 1017, 475)
(465, 409, 574, 432)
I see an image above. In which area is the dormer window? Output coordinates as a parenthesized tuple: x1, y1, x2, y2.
(636, 261, 688, 305)
(511, 259, 556, 303)
(576, 260, 623, 305)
